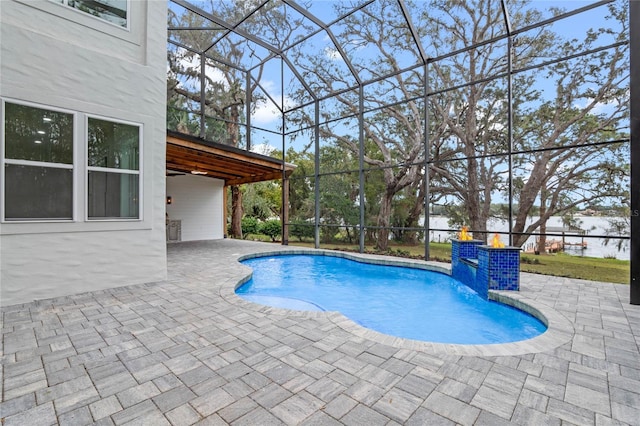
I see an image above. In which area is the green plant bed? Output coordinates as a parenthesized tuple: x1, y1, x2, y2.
(286, 241, 629, 284)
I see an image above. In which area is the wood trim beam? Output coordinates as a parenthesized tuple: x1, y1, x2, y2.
(166, 132, 296, 186)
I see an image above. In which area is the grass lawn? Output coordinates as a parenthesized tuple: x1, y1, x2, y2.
(283, 240, 630, 284)
(518, 253, 629, 284)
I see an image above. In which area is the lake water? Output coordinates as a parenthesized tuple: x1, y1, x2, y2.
(426, 216, 630, 260)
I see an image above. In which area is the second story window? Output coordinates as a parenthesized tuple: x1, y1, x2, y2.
(55, 0, 128, 28)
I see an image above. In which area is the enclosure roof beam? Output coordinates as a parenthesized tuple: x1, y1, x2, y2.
(397, 0, 428, 64)
(283, 0, 362, 85)
(169, 39, 247, 72)
(172, 0, 282, 57)
(500, 0, 512, 35)
(200, 0, 271, 56)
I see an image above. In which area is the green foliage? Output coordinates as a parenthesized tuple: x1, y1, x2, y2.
(241, 216, 259, 238)
(290, 220, 314, 242)
(603, 207, 630, 252)
(520, 256, 541, 265)
(259, 219, 282, 242)
(243, 182, 281, 221)
(286, 148, 315, 219)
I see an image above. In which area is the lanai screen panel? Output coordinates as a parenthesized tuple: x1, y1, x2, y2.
(167, 0, 633, 291)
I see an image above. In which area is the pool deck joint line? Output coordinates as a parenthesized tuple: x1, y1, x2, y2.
(2, 239, 639, 426)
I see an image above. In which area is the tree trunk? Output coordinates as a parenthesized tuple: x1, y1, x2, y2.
(231, 185, 243, 239)
(537, 187, 547, 254)
(466, 157, 488, 242)
(376, 190, 394, 251)
(404, 183, 425, 245)
(227, 106, 243, 239)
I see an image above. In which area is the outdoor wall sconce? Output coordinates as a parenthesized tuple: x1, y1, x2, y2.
(166, 196, 172, 205)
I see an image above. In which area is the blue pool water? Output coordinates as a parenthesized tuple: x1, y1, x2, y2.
(236, 254, 546, 345)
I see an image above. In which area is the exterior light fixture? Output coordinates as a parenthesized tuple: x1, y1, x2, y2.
(166, 196, 172, 205)
(191, 169, 207, 175)
(34, 140, 42, 144)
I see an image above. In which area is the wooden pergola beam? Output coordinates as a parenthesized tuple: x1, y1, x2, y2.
(166, 130, 295, 185)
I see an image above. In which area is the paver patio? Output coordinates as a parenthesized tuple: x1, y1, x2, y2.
(1, 239, 639, 425)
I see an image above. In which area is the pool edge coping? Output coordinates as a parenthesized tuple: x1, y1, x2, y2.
(222, 248, 575, 357)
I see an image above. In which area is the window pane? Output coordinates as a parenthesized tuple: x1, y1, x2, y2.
(88, 118, 139, 170)
(68, 0, 127, 27)
(4, 102, 74, 164)
(4, 164, 73, 220)
(88, 171, 139, 219)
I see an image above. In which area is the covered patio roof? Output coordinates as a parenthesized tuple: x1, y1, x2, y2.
(166, 130, 295, 186)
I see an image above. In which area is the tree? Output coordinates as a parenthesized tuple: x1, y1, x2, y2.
(285, 148, 315, 221)
(510, 1, 629, 247)
(167, 0, 304, 238)
(242, 181, 282, 221)
(422, 0, 551, 242)
(317, 144, 361, 243)
(603, 204, 631, 253)
(289, 0, 446, 251)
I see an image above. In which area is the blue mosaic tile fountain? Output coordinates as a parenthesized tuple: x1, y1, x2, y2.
(451, 237, 521, 299)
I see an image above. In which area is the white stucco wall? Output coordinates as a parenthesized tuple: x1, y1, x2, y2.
(0, 0, 168, 306)
(166, 175, 225, 241)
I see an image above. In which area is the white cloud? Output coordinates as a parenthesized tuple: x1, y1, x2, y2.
(251, 143, 276, 156)
(251, 84, 296, 126)
(252, 100, 282, 125)
(324, 47, 343, 61)
(573, 94, 622, 116)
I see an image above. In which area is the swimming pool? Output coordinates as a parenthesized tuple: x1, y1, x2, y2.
(236, 254, 546, 345)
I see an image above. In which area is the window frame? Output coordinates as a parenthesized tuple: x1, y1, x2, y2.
(52, 0, 130, 30)
(1, 99, 78, 223)
(85, 114, 143, 221)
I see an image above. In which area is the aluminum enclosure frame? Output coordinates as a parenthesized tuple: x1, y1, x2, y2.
(167, 0, 636, 303)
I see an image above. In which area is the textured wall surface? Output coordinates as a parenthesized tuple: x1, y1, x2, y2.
(0, 0, 168, 306)
(166, 175, 224, 241)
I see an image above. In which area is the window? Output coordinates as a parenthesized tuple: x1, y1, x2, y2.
(54, 0, 128, 28)
(2, 101, 74, 221)
(87, 117, 140, 219)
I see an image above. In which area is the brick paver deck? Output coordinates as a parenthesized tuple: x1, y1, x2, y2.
(2, 239, 639, 425)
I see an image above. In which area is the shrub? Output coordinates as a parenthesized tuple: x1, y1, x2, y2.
(521, 256, 541, 265)
(259, 219, 282, 242)
(241, 216, 259, 238)
(290, 220, 314, 242)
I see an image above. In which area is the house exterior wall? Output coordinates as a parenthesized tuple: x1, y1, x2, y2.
(166, 175, 225, 242)
(0, 0, 168, 306)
